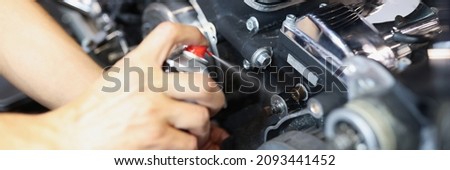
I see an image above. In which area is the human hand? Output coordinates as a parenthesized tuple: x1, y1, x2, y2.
(51, 22, 226, 150)
(200, 123, 230, 150)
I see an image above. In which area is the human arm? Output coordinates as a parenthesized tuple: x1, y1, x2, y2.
(0, 0, 103, 109)
(0, 22, 226, 150)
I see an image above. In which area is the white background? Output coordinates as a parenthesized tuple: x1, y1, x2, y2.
(0, 150, 448, 170)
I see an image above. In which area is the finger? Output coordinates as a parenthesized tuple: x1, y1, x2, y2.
(208, 145, 221, 150)
(162, 127, 198, 150)
(200, 140, 214, 150)
(210, 125, 230, 144)
(164, 100, 211, 146)
(135, 22, 208, 67)
(165, 72, 225, 115)
(201, 142, 221, 150)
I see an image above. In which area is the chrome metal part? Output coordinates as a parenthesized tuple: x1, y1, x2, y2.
(285, 14, 296, 23)
(142, 0, 221, 64)
(271, 94, 289, 116)
(325, 99, 397, 150)
(307, 99, 325, 118)
(281, 4, 396, 81)
(330, 0, 386, 17)
(364, 0, 421, 23)
(319, 3, 328, 8)
(142, 2, 200, 36)
(166, 48, 209, 73)
(324, 57, 396, 149)
(271, 84, 309, 116)
(59, 0, 102, 17)
(60, 0, 113, 31)
(264, 109, 313, 142)
(325, 57, 429, 150)
(383, 4, 441, 44)
(291, 84, 309, 103)
(244, 0, 306, 12)
(58, 0, 129, 63)
(250, 47, 273, 69)
(190, 0, 220, 58)
(343, 57, 395, 99)
(246, 16, 260, 33)
(243, 60, 252, 70)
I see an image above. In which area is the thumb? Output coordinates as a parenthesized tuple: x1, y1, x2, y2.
(131, 22, 209, 68)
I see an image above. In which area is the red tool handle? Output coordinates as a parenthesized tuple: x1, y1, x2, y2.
(185, 45, 208, 58)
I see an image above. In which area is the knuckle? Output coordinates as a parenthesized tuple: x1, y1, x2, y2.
(197, 107, 210, 123)
(148, 125, 166, 141)
(146, 102, 162, 116)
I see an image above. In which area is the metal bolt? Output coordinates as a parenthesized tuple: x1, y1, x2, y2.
(246, 16, 259, 32)
(251, 48, 273, 69)
(308, 99, 324, 118)
(271, 100, 284, 115)
(285, 14, 296, 23)
(255, 52, 272, 68)
(243, 60, 251, 70)
(291, 84, 309, 102)
(271, 95, 288, 116)
(319, 3, 328, 8)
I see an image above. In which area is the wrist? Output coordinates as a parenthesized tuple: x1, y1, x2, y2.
(45, 90, 107, 150)
(38, 110, 71, 149)
(41, 103, 82, 150)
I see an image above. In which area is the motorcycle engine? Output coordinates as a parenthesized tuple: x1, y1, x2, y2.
(36, 0, 450, 150)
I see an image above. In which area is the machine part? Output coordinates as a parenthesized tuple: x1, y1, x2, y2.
(196, 0, 324, 73)
(319, 3, 328, 8)
(325, 57, 428, 150)
(93, 30, 129, 63)
(271, 95, 289, 116)
(343, 56, 395, 100)
(258, 131, 326, 150)
(365, 0, 421, 24)
(438, 102, 450, 149)
(264, 109, 319, 142)
(143, 0, 219, 57)
(166, 46, 209, 73)
(286, 54, 320, 87)
(246, 16, 260, 33)
(325, 99, 398, 150)
(244, 0, 305, 12)
(329, 0, 420, 23)
(190, 0, 220, 58)
(307, 92, 347, 119)
(58, 0, 129, 65)
(59, 0, 114, 31)
(285, 14, 296, 23)
(271, 84, 309, 116)
(249, 47, 273, 69)
(396, 57, 413, 71)
(281, 4, 397, 72)
(243, 60, 252, 70)
(0, 77, 28, 112)
(59, 0, 103, 17)
(40, 0, 450, 150)
(329, 0, 385, 17)
(256, 0, 286, 3)
(291, 84, 309, 102)
(142, 1, 200, 36)
(383, 3, 441, 47)
(185, 45, 209, 58)
(60, 7, 99, 45)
